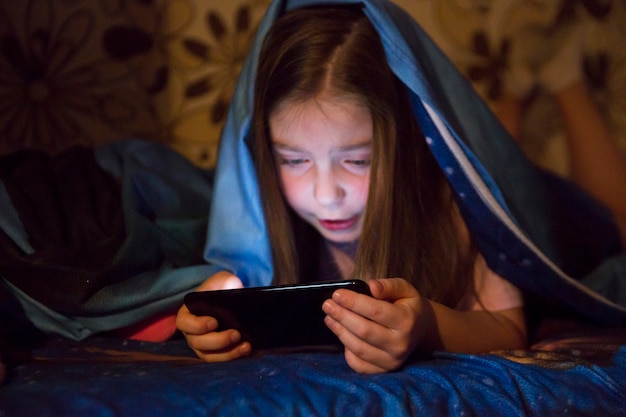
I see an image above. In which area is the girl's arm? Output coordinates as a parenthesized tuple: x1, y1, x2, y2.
(420, 299, 526, 354)
(553, 81, 626, 243)
(323, 277, 527, 374)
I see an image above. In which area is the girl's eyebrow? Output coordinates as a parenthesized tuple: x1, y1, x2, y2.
(271, 142, 303, 152)
(336, 141, 373, 151)
(272, 140, 372, 152)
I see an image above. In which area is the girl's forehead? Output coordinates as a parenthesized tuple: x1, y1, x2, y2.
(272, 92, 367, 118)
(269, 96, 372, 146)
(271, 95, 369, 125)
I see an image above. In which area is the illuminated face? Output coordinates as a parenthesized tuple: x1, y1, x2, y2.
(269, 96, 372, 244)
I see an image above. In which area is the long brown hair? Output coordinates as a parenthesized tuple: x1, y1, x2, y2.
(252, 5, 474, 306)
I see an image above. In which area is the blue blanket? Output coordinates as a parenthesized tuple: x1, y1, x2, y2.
(1, 332, 625, 416)
(0, 140, 220, 339)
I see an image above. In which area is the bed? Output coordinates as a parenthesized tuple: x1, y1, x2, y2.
(1, 327, 626, 416)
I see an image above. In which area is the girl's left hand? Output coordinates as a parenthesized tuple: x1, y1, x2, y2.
(322, 278, 429, 374)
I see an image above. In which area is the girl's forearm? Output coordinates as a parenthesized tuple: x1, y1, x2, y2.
(419, 300, 527, 355)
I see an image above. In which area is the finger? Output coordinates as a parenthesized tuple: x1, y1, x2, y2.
(194, 341, 252, 363)
(325, 315, 402, 373)
(328, 289, 401, 330)
(186, 328, 242, 353)
(176, 305, 219, 335)
(324, 305, 403, 363)
(333, 279, 422, 330)
(323, 297, 387, 340)
(324, 312, 386, 355)
(344, 348, 391, 374)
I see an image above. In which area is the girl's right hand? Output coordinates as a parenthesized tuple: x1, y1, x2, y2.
(176, 271, 251, 362)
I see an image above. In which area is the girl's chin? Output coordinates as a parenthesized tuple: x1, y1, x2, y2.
(319, 230, 361, 244)
(325, 238, 359, 254)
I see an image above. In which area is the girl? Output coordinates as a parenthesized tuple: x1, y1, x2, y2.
(177, 3, 527, 374)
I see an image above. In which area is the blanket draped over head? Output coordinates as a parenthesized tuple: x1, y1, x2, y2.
(204, 0, 626, 326)
(1, 0, 625, 341)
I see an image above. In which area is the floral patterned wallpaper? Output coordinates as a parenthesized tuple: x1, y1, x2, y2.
(1, 0, 624, 175)
(0, 0, 269, 168)
(400, 0, 626, 176)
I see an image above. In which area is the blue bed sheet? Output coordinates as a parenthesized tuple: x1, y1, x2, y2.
(1, 333, 625, 416)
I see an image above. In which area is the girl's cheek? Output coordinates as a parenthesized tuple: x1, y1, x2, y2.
(357, 176, 370, 201)
(280, 176, 306, 207)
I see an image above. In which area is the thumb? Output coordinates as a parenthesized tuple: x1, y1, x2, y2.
(368, 278, 419, 302)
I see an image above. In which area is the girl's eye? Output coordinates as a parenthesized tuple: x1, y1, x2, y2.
(346, 159, 370, 166)
(279, 158, 308, 166)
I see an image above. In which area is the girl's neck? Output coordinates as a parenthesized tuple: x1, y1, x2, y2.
(325, 240, 358, 280)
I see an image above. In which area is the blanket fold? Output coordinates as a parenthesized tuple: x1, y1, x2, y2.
(0, 140, 219, 340)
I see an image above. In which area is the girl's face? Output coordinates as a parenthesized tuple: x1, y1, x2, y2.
(269, 96, 372, 244)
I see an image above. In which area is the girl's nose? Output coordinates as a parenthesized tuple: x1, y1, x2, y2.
(314, 171, 344, 207)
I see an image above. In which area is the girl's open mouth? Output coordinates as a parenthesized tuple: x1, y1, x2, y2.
(318, 216, 358, 231)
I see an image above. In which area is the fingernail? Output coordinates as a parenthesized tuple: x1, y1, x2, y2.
(240, 342, 251, 355)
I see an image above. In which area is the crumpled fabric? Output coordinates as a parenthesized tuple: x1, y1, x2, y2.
(0, 140, 219, 340)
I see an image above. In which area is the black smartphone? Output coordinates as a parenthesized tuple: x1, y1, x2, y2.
(184, 279, 372, 350)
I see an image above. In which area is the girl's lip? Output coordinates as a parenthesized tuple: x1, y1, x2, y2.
(318, 216, 358, 231)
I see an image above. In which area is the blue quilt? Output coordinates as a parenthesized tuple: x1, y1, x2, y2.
(1, 331, 625, 416)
